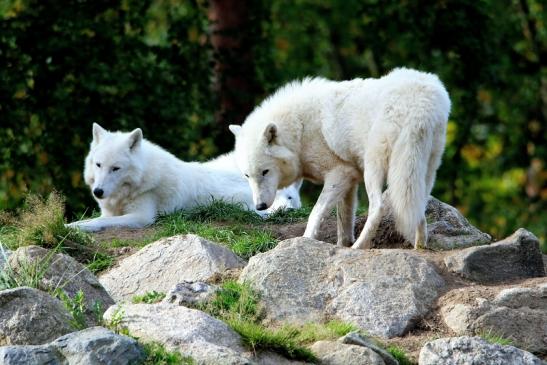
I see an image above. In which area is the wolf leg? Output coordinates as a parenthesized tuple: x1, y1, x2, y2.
(336, 184, 357, 247)
(304, 167, 356, 240)
(352, 158, 386, 250)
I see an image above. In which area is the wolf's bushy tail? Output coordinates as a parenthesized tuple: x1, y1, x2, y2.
(386, 119, 433, 243)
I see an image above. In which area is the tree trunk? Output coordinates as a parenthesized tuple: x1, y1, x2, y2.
(208, 0, 262, 152)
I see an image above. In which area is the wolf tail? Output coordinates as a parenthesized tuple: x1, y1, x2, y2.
(386, 87, 450, 243)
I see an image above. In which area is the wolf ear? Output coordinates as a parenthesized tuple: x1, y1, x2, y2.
(264, 123, 277, 144)
(128, 128, 143, 151)
(92, 123, 107, 143)
(229, 124, 242, 137)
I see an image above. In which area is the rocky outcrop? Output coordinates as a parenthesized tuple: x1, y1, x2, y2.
(239, 238, 445, 338)
(100, 235, 245, 302)
(0, 327, 144, 365)
(0, 287, 73, 345)
(441, 282, 547, 354)
(444, 229, 545, 283)
(103, 303, 250, 364)
(8, 246, 114, 324)
(418, 336, 544, 365)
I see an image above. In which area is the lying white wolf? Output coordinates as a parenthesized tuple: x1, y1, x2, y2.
(230, 68, 450, 249)
(68, 124, 301, 232)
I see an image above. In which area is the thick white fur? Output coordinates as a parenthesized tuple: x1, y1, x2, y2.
(68, 124, 301, 232)
(231, 68, 450, 249)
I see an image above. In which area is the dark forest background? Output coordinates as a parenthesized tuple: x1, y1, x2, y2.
(0, 0, 545, 248)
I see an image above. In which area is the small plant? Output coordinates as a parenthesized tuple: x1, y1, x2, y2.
(141, 342, 195, 365)
(132, 291, 166, 304)
(54, 289, 87, 330)
(107, 306, 128, 335)
(86, 251, 114, 274)
(387, 345, 413, 365)
(478, 329, 513, 346)
(263, 206, 311, 224)
(292, 320, 359, 344)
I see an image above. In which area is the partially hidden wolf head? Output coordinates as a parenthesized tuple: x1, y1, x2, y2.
(84, 123, 144, 201)
(230, 122, 300, 211)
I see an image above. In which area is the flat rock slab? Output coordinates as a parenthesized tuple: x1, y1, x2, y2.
(310, 340, 386, 365)
(418, 336, 544, 365)
(441, 282, 547, 354)
(0, 287, 73, 345)
(8, 245, 114, 324)
(100, 234, 245, 302)
(103, 303, 250, 364)
(240, 238, 445, 338)
(444, 228, 545, 283)
(0, 326, 144, 365)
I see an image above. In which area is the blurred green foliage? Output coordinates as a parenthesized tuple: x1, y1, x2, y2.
(0, 0, 545, 248)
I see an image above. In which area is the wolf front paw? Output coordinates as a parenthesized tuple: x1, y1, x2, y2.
(65, 221, 104, 233)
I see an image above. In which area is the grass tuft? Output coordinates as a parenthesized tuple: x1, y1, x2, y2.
(132, 291, 166, 304)
(0, 243, 56, 290)
(387, 345, 413, 365)
(141, 342, 195, 365)
(478, 329, 513, 346)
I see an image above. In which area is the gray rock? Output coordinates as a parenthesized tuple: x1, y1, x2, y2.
(103, 303, 250, 364)
(310, 340, 386, 365)
(339, 332, 398, 365)
(8, 246, 114, 324)
(0, 287, 73, 345)
(51, 326, 144, 364)
(444, 229, 545, 283)
(0, 346, 60, 365)
(163, 281, 219, 306)
(100, 235, 245, 302)
(441, 283, 547, 353)
(0, 327, 144, 365)
(418, 336, 544, 365)
(240, 238, 445, 338)
(368, 195, 492, 250)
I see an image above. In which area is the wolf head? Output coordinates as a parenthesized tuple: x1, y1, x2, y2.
(84, 123, 144, 201)
(230, 122, 300, 211)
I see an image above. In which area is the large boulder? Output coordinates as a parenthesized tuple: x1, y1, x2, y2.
(440, 281, 547, 354)
(239, 238, 445, 338)
(103, 303, 250, 364)
(444, 229, 545, 283)
(418, 336, 544, 365)
(8, 246, 114, 324)
(309, 340, 386, 365)
(0, 327, 144, 365)
(0, 287, 73, 345)
(100, 235, 245, 302)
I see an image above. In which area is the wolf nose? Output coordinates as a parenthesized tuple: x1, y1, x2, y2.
(256, 203, 268, 211)
(93, 188, 104, 199)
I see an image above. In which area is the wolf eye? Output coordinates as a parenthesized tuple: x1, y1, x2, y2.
(244, 174, 249, 178)
(112, 167, 120, 172)
(262, 169, 269, 176)
(288, 196, 292, 200)
(96, 163, 101, 168)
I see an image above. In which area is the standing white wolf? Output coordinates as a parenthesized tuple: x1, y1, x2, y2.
(68, 123, 301, 232)
(230, 68, 450, 249)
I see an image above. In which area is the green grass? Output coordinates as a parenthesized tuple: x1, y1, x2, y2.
(141, 342, 195, 365)
(387, 345, 414, 365)
(478, 329, 513, 346)
(0, 242, 56, 291)
(132, 291, 166, 304)
(290, 320, 359, 344)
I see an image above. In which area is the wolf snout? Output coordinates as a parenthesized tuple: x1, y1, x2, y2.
(93, 188, 104, 199)
(256, 202, 268, 211)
